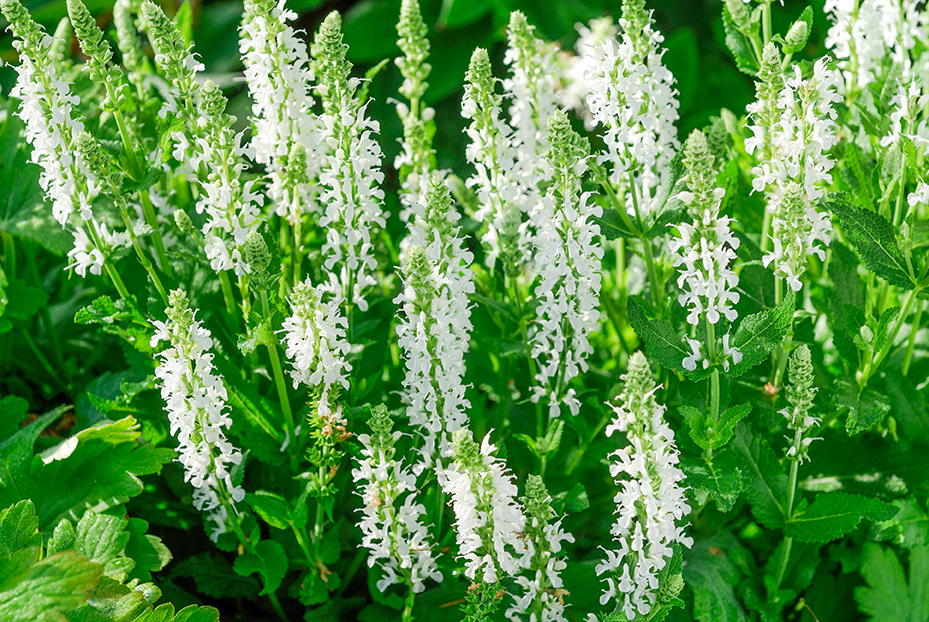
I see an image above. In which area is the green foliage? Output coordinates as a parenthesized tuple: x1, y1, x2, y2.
(728, 291, 795, 376)
(784, 492, 899, 544)
(855, 543, 929, 622)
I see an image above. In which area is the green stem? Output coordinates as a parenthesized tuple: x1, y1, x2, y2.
(774, 429, 802, 591)
(115, 197, 169, 305)
(23, 240, 66, 377)
(627, 172, 663, 312)
(21, 329, 65, 391)
(401, 585, 416, 622)
(260, 290, 296, 449)
(139, 189, 173, 277)
(862, 288, 920, 386)
(218, 271, 240, 330)
(705, 319, 720, 462)
(902, 299, 924, 376)
(762, 1, 773, 44)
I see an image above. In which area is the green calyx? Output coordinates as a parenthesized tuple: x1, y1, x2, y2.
(682, 129, 718, 216)
(403, 245, 437, 305)
(422, 172, 454, 236)
(313, 11, 352, 111)
(198, 80, 227, 118)
(466, 48, 494, 99)
(166, 288, 194, 330)
(546, 109, 587, 170)
(67, 0, 114, 77)
(366, 404, 395, 451)
(1, 0, 46, 53)
(620, 351, 660, 423)
(523, 474, 555, 523)
(76, 131, 113, 181)
(396, 0, 430, 102)
(785, 344, 816, 426)
(244, 231, 273, 291)
(450, 429, 482, 470)
(174, 209, 195, 236)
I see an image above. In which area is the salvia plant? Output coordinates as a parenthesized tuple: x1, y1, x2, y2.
(3, 0, 929, 621)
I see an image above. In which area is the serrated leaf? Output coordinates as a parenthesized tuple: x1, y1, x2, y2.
(784, 491, 898, 543)
(728, 291, 794, 377)
(683, 459, 742, 513)
(0, 395, 28, 443)
(66, 575, 161, 622)
(854, 542, 929, 622)
(124, 518, 172, 581)
(233, 540, 288, 596)
(828, 197, 914, 289)
(0, 549, 102, 622)
(1, 416, 174, 531)
(628, 298, 711, 380)
(49, 513, 133, 580)
(3, 279, 48, 324)
(0, 500, 40, 559)
(833, 378, 891, 434)
(0, 406, 67, 512)
(721, 4, 758, 76)
(729, 424, 788, 528)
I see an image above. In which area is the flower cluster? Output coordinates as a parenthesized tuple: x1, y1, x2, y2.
(394, 0, 435, 218)
(586, 0, 679, 218)
(744, 42, 784, 164)
(462, 47, 529, 273)
(313, 12, 387, 311)
(669, 130, 741, 327)
(1, 0, 126, 278)
(530, 111, 603, 418)
(190, 81, 265, 276)
(240, 0, 321, 220)
(396, 174, 474, 469)
(441, 429, 533, 584)
(281, 277, 352, 420)
(596, 352, 692, 621)
(781, 344, 821, 463)
(113, 0, 149, 96)
(151, 289, 246, 541)
(824, 0, 897, 91)
(756, 58, 840, 291)
(504, 11, 559, 215)
(352, 405, 442, 594)
(557, 16, 619, 125)
(506, 475, 574, 622)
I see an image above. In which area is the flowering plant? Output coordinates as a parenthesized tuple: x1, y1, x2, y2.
(2, 0, 929, 621)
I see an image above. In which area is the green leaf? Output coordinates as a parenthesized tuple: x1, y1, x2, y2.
(728, 291, 795, 377)
(66, 575, 161, 622)
(683, 404, 752, 451)
(729, 424, 788, 528)
(785, 492, 899, 543)
(628, 298, 711, 380)
(3, 279, 48, 325)
(0, 406, 66, 512)
(48, 512, 134, 580)
(682, 458, 742, 513)
(595, 207, 636, 240)
(170, 553, 258, 600)
(246, 492, 294, 531)
(683, 538, 750, 622)
(552, 482, 589, 514)
(124, 518, 172, 581)
(234, 540, 288, 596)
(721, 4, 758, 76)
(0, 500, 40, 559)
(0, 549, 102, 622)
(1, 416, 174, 531)
(828, 197, 915, 289)
(343, 0, 400, 62)
(855, 542, 929, 622)
(438, 0, 490, 29)
(298, 569, 329, 606)
(833, 378, 891, 434)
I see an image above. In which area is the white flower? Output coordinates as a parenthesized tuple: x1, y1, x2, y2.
(529, 111, 603, 418)
(441, 430, 533, 584)
(191, 81, 264, 277)
(557, 16, 619, 126)
(586, 4, 679, 219)
(757, 58, 840, 289)
(668, 131, 740, 327)
(352, 406, 442, 594)
(240, 0, 322, 220)
(504, 11, 559, 217)
(281, 277, 352, 420)
(396, 174, 474, 469)
(463, 48, 530, 272)
(825, 0, 899, 90)
(151, 290, 245, 541)
(597, 353, 692, 620)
